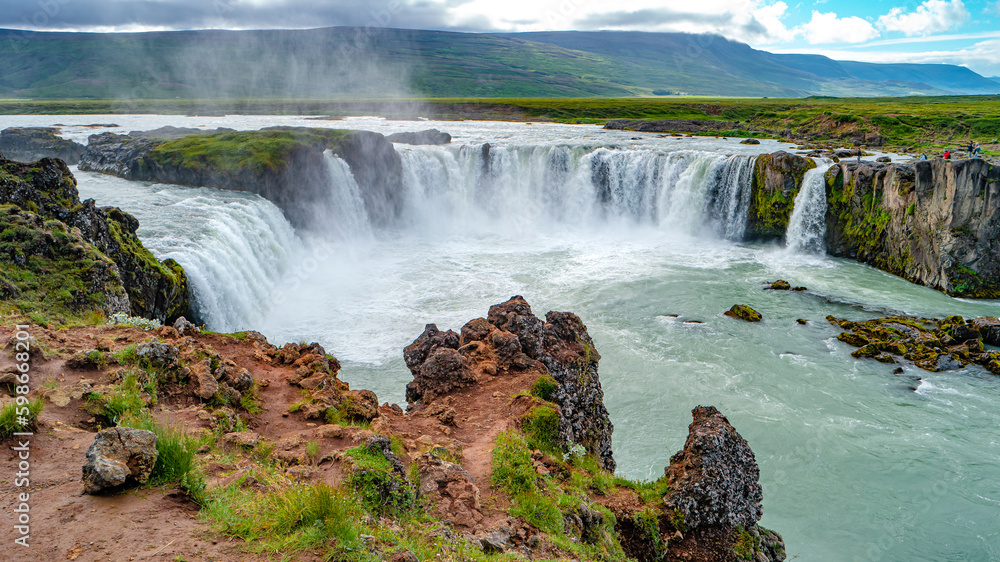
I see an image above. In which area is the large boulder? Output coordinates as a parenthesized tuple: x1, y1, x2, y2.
(82, 427, 158, 494)
(404, 324, 473, 404)
(663, 406, 763, 530)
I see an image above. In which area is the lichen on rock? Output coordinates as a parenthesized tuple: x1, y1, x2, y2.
(725, 304, 763, 322)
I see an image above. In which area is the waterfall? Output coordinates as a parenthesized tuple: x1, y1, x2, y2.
(146, 194, 302, 332)
(395, 144, 757, 239)
(785, 163, 833, 254)
(316, 150, 372, 240)
(704, 155, 756, 241)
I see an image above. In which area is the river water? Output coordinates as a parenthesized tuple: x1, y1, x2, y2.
(7, 114, 998, 560)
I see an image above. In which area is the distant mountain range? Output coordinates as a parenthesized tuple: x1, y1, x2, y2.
(1, 27, 997, 99)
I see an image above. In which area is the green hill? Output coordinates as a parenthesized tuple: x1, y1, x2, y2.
(0, 27, 995, 99)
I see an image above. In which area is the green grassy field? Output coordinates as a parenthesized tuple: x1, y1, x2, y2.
(2, 95, 998, 152)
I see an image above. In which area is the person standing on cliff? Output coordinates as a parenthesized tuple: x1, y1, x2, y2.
(968, 141, 974, 156)
(857, 147, 862, 162)
(944, 149, 951, 159)
(975, 143, 982, 158)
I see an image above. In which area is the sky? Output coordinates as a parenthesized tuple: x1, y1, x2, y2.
(2, 0, 1000, 76)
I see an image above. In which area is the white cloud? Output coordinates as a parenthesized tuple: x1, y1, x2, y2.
(877, 0, 970, 36)
(753, 1, 798, 43)
(770, 38, 1000, 77)
(798, 10, 879, 44)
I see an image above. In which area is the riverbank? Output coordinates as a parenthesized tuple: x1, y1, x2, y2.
(1, 95, 998, 155)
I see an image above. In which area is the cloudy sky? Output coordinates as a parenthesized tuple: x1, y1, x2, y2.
(3, 0, 1000, 76)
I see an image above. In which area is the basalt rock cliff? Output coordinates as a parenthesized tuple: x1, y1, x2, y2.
(824, 158, 1000, 298)
(745, 151, 1000, 298)
(0, 156, 190, 322)
(78, 127, 403, 230)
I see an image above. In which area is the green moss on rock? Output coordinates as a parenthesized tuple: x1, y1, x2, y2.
(746, 152, 816, 240)
(725, 304, 763, 322)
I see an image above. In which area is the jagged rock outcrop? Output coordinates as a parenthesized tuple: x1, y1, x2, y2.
(386, 129, 452, 145)
(744, 151, 817, 239)
(0, 127, 86, 164)
(617, 406, 784, 562)
(405, 296, 616, 472)
(0, 156, 189, 321)
(82, 427, 158, 493)
(663, 406, 763, 530)
(825, 159, 1000, 298)
(79, 127, 404, 230)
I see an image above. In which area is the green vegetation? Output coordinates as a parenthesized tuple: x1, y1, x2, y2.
(521, 404, 561, 454)
(0, 205, 123, 326)
(529, 374, 558, 401)
(344, 444, 416, 517)
(490, 430, 631, 561)
(4, 95, 996, 152)
(733, 525, 759, 560)
(147, 128, 350, 177)
(121, 411, 207, 504)
(0, 397, 44, 439)
(85, 372, 148, 426)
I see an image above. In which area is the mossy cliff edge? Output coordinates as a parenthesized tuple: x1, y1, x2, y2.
(745, 151, 1000, 299)
(79, 127, 404, 229)
(824, 158, 1000, 298)
(744, 151, 816, 240)
(0, 155, 189, 323)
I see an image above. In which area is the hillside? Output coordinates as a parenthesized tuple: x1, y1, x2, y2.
(0, 27, 996, 98)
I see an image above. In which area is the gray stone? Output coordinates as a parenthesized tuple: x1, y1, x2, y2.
(663, 406, 763, 530)
(82, 427, 158, 493)
(135, 342, 180, 369)
(173, 316, 200, 335)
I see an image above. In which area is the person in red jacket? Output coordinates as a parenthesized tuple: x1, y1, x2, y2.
(944, 149, 951, 159)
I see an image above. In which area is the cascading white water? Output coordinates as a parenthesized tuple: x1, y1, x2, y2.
(786, 163, 833, 254)
(314, 151, 372, 239)
(73, 172, 302, 333)
(396, 144, 756, 239)
(705, 155, 757, 240)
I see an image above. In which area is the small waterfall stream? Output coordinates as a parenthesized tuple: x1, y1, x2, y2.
(786, 163, 833, 254)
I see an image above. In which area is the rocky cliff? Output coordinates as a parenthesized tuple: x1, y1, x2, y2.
(405, 295, 616, 472)
(744, 151, 816, 240)
(825, 158, 1000, 298)
(0, 127, 86, 165)
(403, 296, 784, 561)
(79, 127, 403, 230)
(0, 156, 190, 322)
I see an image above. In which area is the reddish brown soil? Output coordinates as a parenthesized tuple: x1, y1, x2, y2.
(0, 320, 546, 561)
